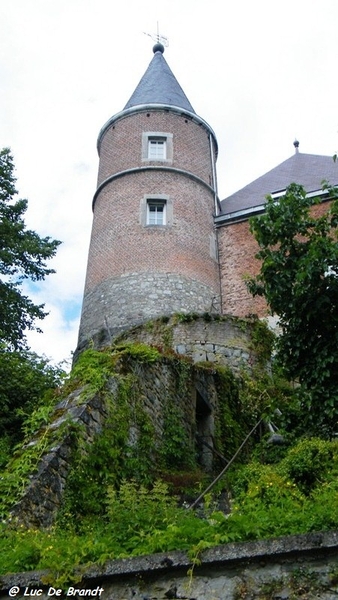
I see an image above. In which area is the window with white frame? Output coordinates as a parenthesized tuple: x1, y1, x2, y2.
(146, 200, 166, 225)
(142, 132, 173, 163)
(148, 138, 166, 160)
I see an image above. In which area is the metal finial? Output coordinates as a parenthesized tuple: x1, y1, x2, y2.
(293, 139, 299, 153)
(152, 42, 165, 54)
(143, 23, 169, 51)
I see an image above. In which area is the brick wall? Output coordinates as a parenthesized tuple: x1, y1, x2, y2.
(97, 109, 214, 187)
(78, 108, 220, 349)
(85, 172, 218, 291)
(218, 199, 334, 318)
(218, 221, 268, 317)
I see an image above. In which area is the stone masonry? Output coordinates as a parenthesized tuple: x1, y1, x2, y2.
(78, 273, 219, 351)
(117, 315, 257, 374)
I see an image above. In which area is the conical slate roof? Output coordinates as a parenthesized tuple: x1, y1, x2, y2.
(124, 46, 195, 113)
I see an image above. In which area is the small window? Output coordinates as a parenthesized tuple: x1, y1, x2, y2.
(147, 200, 166, 226)
(148, 138, 166, 160)
(142, 132, 173, 163)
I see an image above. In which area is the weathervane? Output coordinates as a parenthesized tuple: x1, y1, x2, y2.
(143, 22, 169, 47)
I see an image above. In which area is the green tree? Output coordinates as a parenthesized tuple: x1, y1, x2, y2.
(0, 148, 60, 349)
(247, 183, 338, 435)
(0, 349, 65, 467)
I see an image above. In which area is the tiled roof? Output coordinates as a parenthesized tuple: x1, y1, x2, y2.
(123, 49, 195, 113)
(220, 153, 338, 216)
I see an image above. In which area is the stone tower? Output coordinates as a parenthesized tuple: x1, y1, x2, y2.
(77, 44, 220, 350)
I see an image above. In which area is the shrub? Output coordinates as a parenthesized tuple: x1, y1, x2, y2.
(280, 437, 337, 493)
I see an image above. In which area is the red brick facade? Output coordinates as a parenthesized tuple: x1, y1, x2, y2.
(218, 200, 334, 318)
(97, 110, 213, 188)
(86, 171, 218, 292)
(218, 221, 268, 317)
(78, 107, 220, 348)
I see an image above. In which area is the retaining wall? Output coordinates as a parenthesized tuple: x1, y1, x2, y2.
(1, 532, 337, 599)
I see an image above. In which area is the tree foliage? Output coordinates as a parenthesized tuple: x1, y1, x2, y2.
(0, 349, 65, 467)
(0, 148, 61, 349)
(247, 183, 338, 434)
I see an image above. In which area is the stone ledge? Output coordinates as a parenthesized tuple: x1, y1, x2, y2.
(82, 530, 338, 578)
(1, 531, 337, 592)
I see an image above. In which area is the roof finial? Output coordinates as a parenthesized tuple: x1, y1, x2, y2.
(143, 23, 169, 54)
(293, 139, 300, 153)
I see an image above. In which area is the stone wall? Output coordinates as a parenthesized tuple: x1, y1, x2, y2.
(7, 317, 266, 528)
(7, 316, 263, 529)
(78, 275, 220, 351)
(116, 315, 260, 374)
(9, 387, 110, 528)
(1, 532, 337, 599)
(6, 356, 216, 528)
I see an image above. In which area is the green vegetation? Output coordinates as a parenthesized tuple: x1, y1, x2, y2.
(0, 438, 337, 584)
(0, 335, 337, 584)
(247, 182, 338, 435)
(159, 397, 195, 471)
(0, 148, 63, 467)
(0, 350, 65, 468)
(0, 148, 60, 350)
(1, 153, 337, 588)
(0, 346, 154, 520)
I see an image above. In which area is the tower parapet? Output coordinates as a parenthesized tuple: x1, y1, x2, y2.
(77, 46, 220, 350)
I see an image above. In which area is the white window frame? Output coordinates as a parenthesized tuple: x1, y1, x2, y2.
(146, 200, 167, 226)
(148, 138, 167, 160)
(142, 132, 173, 163)
(140, 194, 173, 228)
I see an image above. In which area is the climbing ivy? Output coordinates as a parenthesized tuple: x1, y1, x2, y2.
(64, 347, 115, 396)
(58, 374, 157, 524)
(248, 317, 275, 366)
(1, 337, 338, 584)
(159, 398, 196, 471)
(214, 366, 249, 461)
(1, 439, 338, 585)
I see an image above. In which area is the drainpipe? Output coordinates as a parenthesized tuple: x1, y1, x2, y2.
(209, 134, 219, 216)
(209, 133, 222, 313)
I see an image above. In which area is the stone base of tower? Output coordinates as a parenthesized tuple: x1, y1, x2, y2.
(77, 271, 220, 352)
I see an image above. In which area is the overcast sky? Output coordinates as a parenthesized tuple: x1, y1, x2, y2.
(1, 0, 337, 366)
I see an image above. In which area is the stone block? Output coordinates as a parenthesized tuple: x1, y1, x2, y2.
(193, 350, 207, 362)
(206, 353, 216, 362)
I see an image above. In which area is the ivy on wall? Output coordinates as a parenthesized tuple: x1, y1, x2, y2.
(1, 323, 337, 585)
(0, 320, 278, 524)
